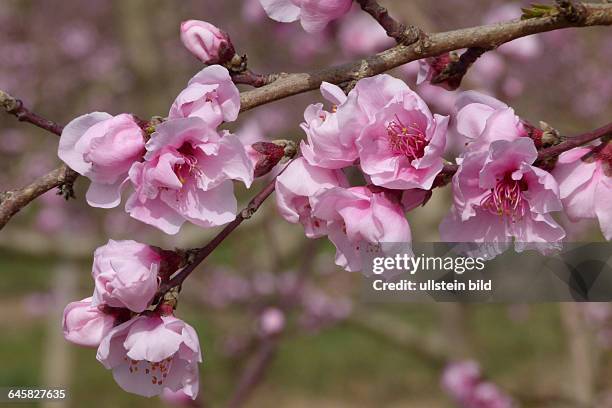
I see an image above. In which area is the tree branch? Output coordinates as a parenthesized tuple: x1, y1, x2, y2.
(0, 164, 78, 229)
(536, 121, 612, 161)
(1, 90, 64, 136)
(239, 3, 612, 113)
(156, 168, 286, 297)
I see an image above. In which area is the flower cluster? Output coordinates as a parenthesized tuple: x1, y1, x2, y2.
(276, 75, 448, 271)
(58, 64, 253, 235)
(62, 240, 202, 399)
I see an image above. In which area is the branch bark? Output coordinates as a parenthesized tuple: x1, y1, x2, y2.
(1, 90, 64, 136)
(239, 3, 612, 113)
(0, 164, 78, 229)
(355, 0, 422, 44)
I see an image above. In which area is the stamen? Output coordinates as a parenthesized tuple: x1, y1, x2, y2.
(480, 174, 528, 222)
(386, 115, 427, 161)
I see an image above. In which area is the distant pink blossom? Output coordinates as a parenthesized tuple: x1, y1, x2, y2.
(337, 11, 393, 56)
(97, 314, 201, 399)
(62, 297, 116, 348)
(300, 82, 359, 169)
(180, 20, 233, 64)
(58, 112, 145, 208)
(259, 307, 286, 335)
(440, 137, 565, 256)
(126, 117, 253, 234)
(91, 240, 162, 313)
(484, 3, 541, 60)
(275, 157, 348, 238)
(259, 0, 352, 33)
(353, 76, 449, 189)
(553, 144, 612, 240)
(169, 65, 240, 128)
(441, 361, 481, 402)
(311, 186, 411, 272)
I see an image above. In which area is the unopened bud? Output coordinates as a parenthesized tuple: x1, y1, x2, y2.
(180, 20, 235, 64)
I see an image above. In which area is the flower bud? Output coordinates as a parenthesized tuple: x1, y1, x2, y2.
(92, 240, 164, 313)
(180, 20, 235, 64)
(251, 142, 286, 178)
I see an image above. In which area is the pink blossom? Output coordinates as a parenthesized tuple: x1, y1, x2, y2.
(169, 65, 240, 127)
(453, 91, 526, 154)
(91, 240, 162, 313)
(300, 82, 359, 169)
(259, 307, 286, 336)
(311, 186, 411, 272)
(126, 117, 253, 234)
(275, 157, 348, 238)
(62, 297, 116, 348)
(180, 20, 233, 64)
(483, 3, 541, 60)
(58, 112, 145, 208)
(259, 0, 352, 33)
(97, 314, 201, 399)
(553, 144, 612, 240)
(161, 388, 195, 406)
(440, 137, 565, 256)
(355, 79, 449, 189)
(441, 361, 481, 403)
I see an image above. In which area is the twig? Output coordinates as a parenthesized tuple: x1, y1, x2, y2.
(231, 70, 281, 88)
(355, 0, 422, 44)
(0, 164, 78, 230)
(430, 47, 491, 90)
(156, 165, 288, 297)
(536, 122, 612, 161)
(1, 89, 64, 136)
(226, 338, 278, 408)
(239, 3, 612, 113)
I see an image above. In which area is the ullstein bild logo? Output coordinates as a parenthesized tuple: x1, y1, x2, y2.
(360, 243, 612, 302)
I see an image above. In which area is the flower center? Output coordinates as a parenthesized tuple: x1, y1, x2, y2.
(386, 115, 428, 161)
(125, 356, 173, 386)
(174, 144, 201, 184)
(479, 173, 528, 221)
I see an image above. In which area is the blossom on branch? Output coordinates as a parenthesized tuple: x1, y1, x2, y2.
(180, 20, 235, 64)
(58, 112, 145, 208)
(62, 297, 117, 348)
(96, 314, 201, 399)
(311, 186, 411, 272)
(91, 240, 163, 313)
(169, 65, 241, 128)
(259, 0, 352, 33)
(553, 142, 612, 240)
(126, 117, 253, 234)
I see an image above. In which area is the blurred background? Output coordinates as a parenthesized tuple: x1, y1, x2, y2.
(0, 0, 611, 406)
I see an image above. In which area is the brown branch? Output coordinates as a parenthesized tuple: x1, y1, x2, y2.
(1, 90, 64, 136)
(239, 3, 612, 113)
(355, 0, 422, 44)
(226, 338, 277, 408)
(231, 70, 280, 88)
(0, 164, 78, 230)
(0, 92, 80, 230)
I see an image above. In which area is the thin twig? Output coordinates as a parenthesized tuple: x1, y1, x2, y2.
(0, 90, 64, 136)
(156, 164, 289, 297)
(0, 164, 78, 229)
